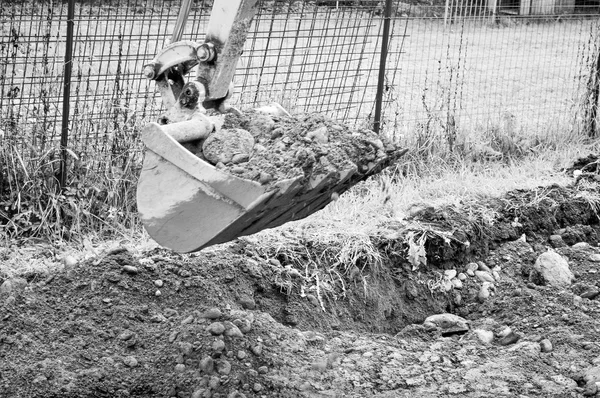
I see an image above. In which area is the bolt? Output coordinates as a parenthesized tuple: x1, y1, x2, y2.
(197, 42, 216, 62)
(143, 65, 155, 79)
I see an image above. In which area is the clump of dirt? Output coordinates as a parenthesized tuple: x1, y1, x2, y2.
(197, 110, 399, 187)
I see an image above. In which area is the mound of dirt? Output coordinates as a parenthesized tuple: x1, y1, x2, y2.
(190, 110, 400, 187)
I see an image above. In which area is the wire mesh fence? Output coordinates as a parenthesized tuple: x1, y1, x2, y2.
(1, 0, 600, 182)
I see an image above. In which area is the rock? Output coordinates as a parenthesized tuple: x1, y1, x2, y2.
(498, 331, 520, 346)
(257, 366, 268, 374)
(63, 255, 78, 268)
(122, 265, 138, 274)
(179, 342, 193, 356)
(155, 289, 161, 296)
(549, 235, 567, 248)
(123, 356, 138, 367)
(175, 363, 186, 372)
(0, 277, 27, 294)
(573, 242, 591, 250)
(150, 313, 167, 323)
(540, 339, 553, 353)
(549, 375, 577, 390)
(212, 339, 226, 352)
(590, 254, 600, 263)
(306, 126, 329, 143)
(247, 113, 276, 136)
(207, 322, 226, 335)
(581, 286, 600, 299)
(532, 251, 574, 287)
(466, 262, 478, 272)
(216, 360, 232, 375)
(233, 318, 252, 334)
(475, 270, 495, 283)
(467, 269, 475, 277)
(474, 329, 494, 344)
(118, 330, 135, 341)
(199, 356, 214, 373)
(250, 344, 263, 356)
(202, 128, 254, 165)
(583, 366, 600, 383)
(451, 278, 463, 289)
(154, 279, 163, 287)
(477, 262, 492, 272)
(444, 269, 457, 279)
(584, 380, 598, 396)
(507, 341, 541, 354)
(497, 326, 512, 338)
(238, 296, 256, 310)
(423, 313, 469, 335)
(252, 383, 263, 393)
(237, 350, 247, 360)
(457, 272, 467, 281)
(224, 324, 244, 338)
(202, 308, 222, 319)
(32, 374, 47, 384)
(191, 389, 207, 398)
(478, 283, 492, 302)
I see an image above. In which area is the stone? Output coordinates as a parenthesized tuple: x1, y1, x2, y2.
(175, 363, 186, 372)
(466, 262, 479, 272)
(549, 235, 567, 248)
(540, 339, 553, 353)
(199, 356, 214, 373)
(573, 242, 591, 250)
(212, 339, 226, 352)
(590, 254, 600, 263)
(123, 356, 138, 367)
(478, 283, 492, 302)
(202, 308, 222, 319)
(474, 329, 494, 344)
(584, 366, 600, 383)
(154, 280, 164, 287)
(181, 315, 194, 325)
(477, 262, 492, 272)
(584, 380, 597, 396)
(207, 322, 226, 335)
(223, 322, 244, 338)
(451, 278, 463, 289)
(216, 360, 232, 375)
(250, 344, 263, 356)
(122, 265, 138, 274)
(306, 127, 329, 143)
(238, 296, 256, 310)
(202, 128, 254, 165)
(532, 251, 574, 287)
(507, 341, 541, 354)
(423, 313, 469, 333)
(457, 273, 467, 281)
(0, 278, 27, 294)
(498, 332, 520, 346)
(179, 342, 193, 356)
(475, 271, 495, 283)
(252, 383, 263, 393)
(444, 269, 457, 279)
(549, 375, 577, 390)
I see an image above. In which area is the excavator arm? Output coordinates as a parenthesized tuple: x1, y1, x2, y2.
(136, 0, 403, 253)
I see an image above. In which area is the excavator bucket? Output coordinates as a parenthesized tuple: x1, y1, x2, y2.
(137, 120, 403, 253)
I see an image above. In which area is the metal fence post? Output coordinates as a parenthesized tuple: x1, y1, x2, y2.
(374, 0, 394, 135)
(59, 0, 75, 190)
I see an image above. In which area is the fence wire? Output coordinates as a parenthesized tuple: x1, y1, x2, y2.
(1, 0, 600, 169)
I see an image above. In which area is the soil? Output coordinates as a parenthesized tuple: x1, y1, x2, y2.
(192, 110, 398, 188)
(2, 161, 600, 398)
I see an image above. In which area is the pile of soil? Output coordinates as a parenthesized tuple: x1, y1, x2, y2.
(2, 168, 600, 397)
(186, 110, 398, 187)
